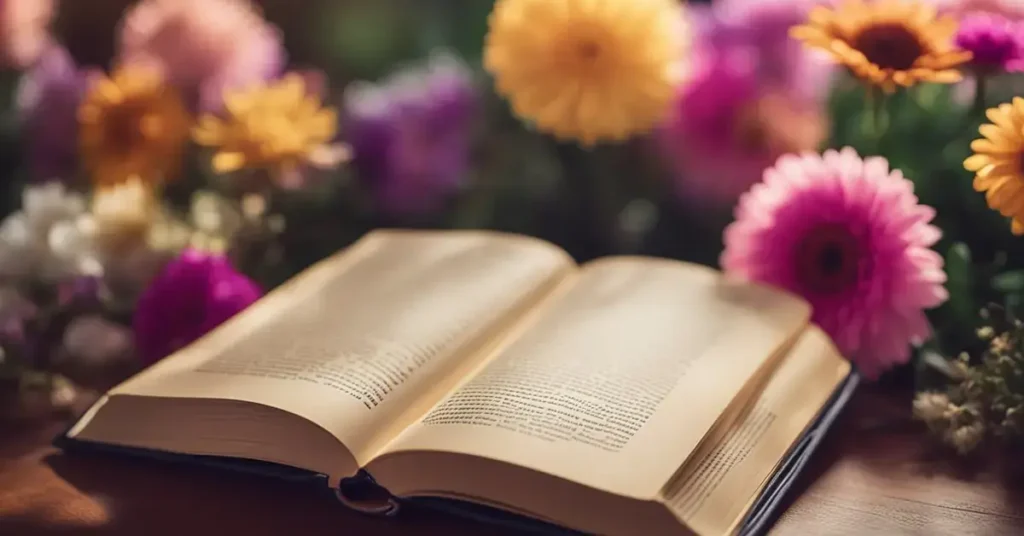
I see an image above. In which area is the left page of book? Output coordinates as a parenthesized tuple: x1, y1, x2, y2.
(70, 230, 575, 477)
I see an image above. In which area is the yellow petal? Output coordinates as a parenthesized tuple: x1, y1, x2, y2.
(307, 143, 351, 169)
(1014, 96, 1024, 115)
(972, 139, 1019, 154)
(980, 124, 1020, 146)
(192, 116, 226, 146)
(965, 153, 994, 172)
(92, 78, 124, 105)
(986, 178, 1018, 211)
(918, 69, 961, 84)
(211, 151, 248, 173)
(974, 173, 1005, 191)
(978, 160, 1018, 179)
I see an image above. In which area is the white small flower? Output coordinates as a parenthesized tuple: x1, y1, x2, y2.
(913, 392, 952, 423)
(22, 182, 86, 235)
(63, 315, 133, 367)
(0, 183, 99, 282)
(0, 214, 44, 278)
(947, 421, 985, 455)
(191, 190, 243, 238)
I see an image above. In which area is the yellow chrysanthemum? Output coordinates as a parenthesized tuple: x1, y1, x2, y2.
(79, 65, 192, 187)
(790, 0, 971, 92)
(484, 0, 686, 145)
(192, 74, 348, 187)
(965, 97, 1024, 235)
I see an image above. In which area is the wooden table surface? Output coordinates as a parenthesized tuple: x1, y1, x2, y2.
(1, 386, 1023, 536)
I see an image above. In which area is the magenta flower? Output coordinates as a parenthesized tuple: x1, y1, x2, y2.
(0, 0, 55, 69)
(691, 0, 834, 102)
(955, 13, 1024, 73)
(656, 0, 831, 210)
(932, 0, 1024, 20)
(132, 248, 261, 364)
(343, 51, 478, 217)
(658, 49, 828, 209)
(117, 0, 284, 113)
(721, 148, 948, 380)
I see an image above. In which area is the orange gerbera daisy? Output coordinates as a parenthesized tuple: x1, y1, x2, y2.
(965, 98, 1024, 235)
(790, 0, 971, 92)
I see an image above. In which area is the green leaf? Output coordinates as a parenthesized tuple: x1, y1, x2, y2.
(929, 242, 983, 355)
(992, 271, 1024, 293)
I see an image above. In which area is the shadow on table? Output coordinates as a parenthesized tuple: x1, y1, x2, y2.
(40, 450, 493, 536)
(776, 385, 1024, 526)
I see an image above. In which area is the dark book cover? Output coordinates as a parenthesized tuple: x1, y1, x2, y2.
(54, 371, 859, 535)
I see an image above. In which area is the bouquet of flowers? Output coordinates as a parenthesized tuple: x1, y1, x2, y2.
(1, 0, 1022, 457)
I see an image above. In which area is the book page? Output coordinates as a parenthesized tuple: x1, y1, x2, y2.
(662, 325, 850, 535)
(373, 257, 811, 499)
(105, 230, 574, 465)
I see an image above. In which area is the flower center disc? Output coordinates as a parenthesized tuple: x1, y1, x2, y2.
(105, 101, 151, 153)
(577, 41, 601, 61)
(795, 224, 862, 294)
(735, 107, 771, 152)
(852, 23, 924, 71)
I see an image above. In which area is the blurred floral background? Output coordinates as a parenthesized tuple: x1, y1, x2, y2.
(3, 0, 1024, 457)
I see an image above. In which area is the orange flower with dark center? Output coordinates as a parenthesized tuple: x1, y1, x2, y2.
(79, 65, 192, 187)
(791, 0, 971, 92)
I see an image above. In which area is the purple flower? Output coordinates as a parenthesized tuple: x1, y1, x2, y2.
(132, 248, 261, 364)
(15, 44, 94, 182)
(691, 0, 834, 103)
(343, 51, 478, 217)
(955, 13, 1024, 73)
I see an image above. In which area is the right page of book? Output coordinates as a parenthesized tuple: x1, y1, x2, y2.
(661, 325, 850, 535)
(378, 257, 812, 499)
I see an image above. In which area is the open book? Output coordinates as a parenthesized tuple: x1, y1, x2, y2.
(61, 230, 854, 536)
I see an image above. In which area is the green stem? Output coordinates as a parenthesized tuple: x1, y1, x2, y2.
(859, 85, 889, 154)
(972, 75, 988, 118)
(553, 142, 618, 262)
(868, 86, 889, 142)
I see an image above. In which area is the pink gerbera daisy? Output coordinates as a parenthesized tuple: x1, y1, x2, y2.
(721, 148, 949, 379)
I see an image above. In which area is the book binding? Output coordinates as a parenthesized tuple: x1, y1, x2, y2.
(53, 370, 858, 535)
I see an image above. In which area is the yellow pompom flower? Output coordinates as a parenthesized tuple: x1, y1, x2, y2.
(484, 0, 687, 145)
(192, 74, 349, 188)
(90, 176, 159, 253)
(790, 0, 971, 92)
(965, 97, 1024, 235)
(79, 65, 192, 187)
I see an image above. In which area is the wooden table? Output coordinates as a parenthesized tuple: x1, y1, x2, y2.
(1, 387, 1023, 535)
